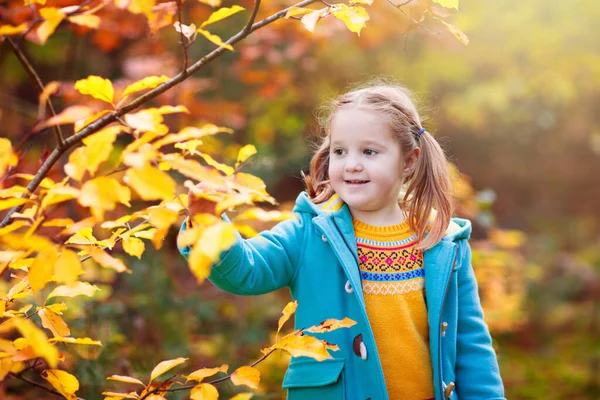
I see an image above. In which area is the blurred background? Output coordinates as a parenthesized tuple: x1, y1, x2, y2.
(1, 0, 599, 398)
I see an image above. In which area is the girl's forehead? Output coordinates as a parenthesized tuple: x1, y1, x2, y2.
(330, 108, 393, 143)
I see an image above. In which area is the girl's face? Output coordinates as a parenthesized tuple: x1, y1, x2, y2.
(328, 108, 413, 225)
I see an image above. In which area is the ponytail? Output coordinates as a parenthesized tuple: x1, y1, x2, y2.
(404, 130, 454, 250)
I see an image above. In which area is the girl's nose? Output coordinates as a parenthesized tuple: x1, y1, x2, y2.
(345, 156, 363, 172)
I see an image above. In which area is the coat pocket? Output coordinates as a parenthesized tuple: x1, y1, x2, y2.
(283, 358, 345, 400)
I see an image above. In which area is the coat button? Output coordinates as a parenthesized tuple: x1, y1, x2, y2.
(353, 334, 367, 360)
(321, 235, 327, 242)
(444, 382, 455, 398)
(345, 280, 354, 293)
(441, 322, 448, 337)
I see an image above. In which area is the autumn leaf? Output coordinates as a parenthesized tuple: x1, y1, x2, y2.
(121, 75, 170, 99)
(79, 177, 131, 220)
(0, 198, 28, 211)
(55, 249, 83, 285)
(277, 301, 298, 335)
(13, 318, 59, 368)
(39, 307, 71, 337)
(122, 237, 145, 259)
(201, 6, 245, 28)
(285, 7, 315, 18)
(196, 28, 234, 51)
(332, 5, 369, 36)
(301, 10, 325, 33)
(153, 124, 232, 149)
(29, 248, 59, 292)
(184, 364, 228, 383)
(101, 391, 140, 399)
(148, 206, 178, 230)
(42, 369, 79, 400)
(174, 21, 197, 41)
(124, 109, 164, 132)
(305, 317, 357, 333)
(230, 366, 260, 390)
(107, 375, 145, 386)
(49, 337, 102, 346)
(68, 14, 101, 29)
(433, 0, 459, 10)
(81, 246, 129, 273)
(0, 23, 28, 36)
(350, 0, 374, 5)
(37, 7, 66, 44)
(235, 144, 257, 168)
(124, 164, 176, 201)
(46, 282, 100, 301)
(74, 75, 115, 104)
(199, 153, 235, 176)
(149, 357, 188, 382)
(79, 126, 122, 177)
(188, 222, 237, 283)
(190, 383, 218, 400)
(438, 19, 469, 45)
(271, 333, 332, 361)
(34, 105, 94, 132)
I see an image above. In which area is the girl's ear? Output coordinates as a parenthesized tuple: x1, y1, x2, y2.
(403, 147, 421, 175)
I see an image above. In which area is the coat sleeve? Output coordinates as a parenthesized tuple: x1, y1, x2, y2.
(455, 239, 506, 400)
(177, 214, 307, 296)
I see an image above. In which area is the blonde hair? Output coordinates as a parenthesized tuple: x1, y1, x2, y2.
(304, 82, 454, 250)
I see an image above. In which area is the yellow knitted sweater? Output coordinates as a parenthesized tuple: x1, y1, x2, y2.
(354, 219, 435, 400)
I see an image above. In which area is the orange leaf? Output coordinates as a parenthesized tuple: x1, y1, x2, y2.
(305, 317, 357, 333)
(124, 164, 176, 201)
(0, 23, 28, 36)
(42, 369, 79, 400)
(277, 301, 298, 335)
(190, 383, 218, 400)
(38, 308, 70, 338)
(81, 246, 129, 273)
(184, 364, 228, 383)
(35, 105, 93, 132)
(13, 318, 59, 368)
(107, 375, 145, 386)
(78, 177, 131, 220)
(68, 14, 100, 29)
(149, 357, 188, 382)
(37, 8, 66, 44)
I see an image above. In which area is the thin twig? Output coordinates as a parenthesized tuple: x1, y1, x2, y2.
(6, 37, 65, 148)
(8, 372, 63, 398)
(139, 374, 177, 400)
(176, 0, 189, 74)
(387, 0, 438, 35)
(0, 0, 319, 229)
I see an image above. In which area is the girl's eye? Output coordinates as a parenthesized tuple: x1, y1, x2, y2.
(364, 149, 378, 156)
(332, 149, 344, 155)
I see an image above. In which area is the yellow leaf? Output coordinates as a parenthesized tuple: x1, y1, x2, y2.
(67, 14, 100, 29)
(149, 357, 188, 382)
(0, 184, 29, 198)
(350, 0, 373, 5)
(125, 0, 155, 17)
(79, 177, 131, 220)
(37, 8, 66, 44)
(63, 147, 87, 181)
(65, 227, 100, 246)
(107, 375, 145, 386)
(46, 282, 100, 301)
(0, 198, 28, 211)
(122, 237, 145, 259)
(153, 124, 232, 149)
(188, 222, 236, 283)
(305, 317, 357, 333)
(74, 109, 111, 133)
(25, 0, 46, 4)
(277, 301, 298, 335)
(184, 364, 228, 383)
(74, 75, 115, 104)
(201, 5, 245, 28)
(174, 139, 203, 155)
(121, 76, 170, 99)
(271, 333, 332, 361)
(332, 5, 369, 36)
(82, 246, 129, 273)
(45, 303, 67, 314)
(234, 208, 293, 222)
(13, 318, 59, 368)
(301, 10, 325, 33)
(125, 164, 176, 201)
(0, 138, 18, 178)
(235, 144, 256, 168)
(199, 153, 234, 176)
(285, 7, 315, 18)
(38, 308, 70, 338)
(0, 23, 28, 36)
(40, 186, 80, 210)
(80, 126, 121, 176)
(230, 366, 260, 390)
(29, 248, 58, 292)
(7, 278, 31, 301)
(55, 249, 83, 285)
(148, 207, 178, 230)
(156, 105, 190, 114)
(49, 337, 102, 346)
(161, 155, 226, 187)
(124, 109, 164, 132)
(433, 0, 459, 10)
(197, 29, 233, 51)
(230, 394, 253, 400)
(35, 105, 94, 132)
(42, 369, 79, 400)
(101, 391, 140, 399)
(174, 21, 197, 40)
(439, 19, 469, 45)
(190, 383, 218, 400)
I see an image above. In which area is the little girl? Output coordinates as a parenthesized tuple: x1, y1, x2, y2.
(178, 83, 505, 400)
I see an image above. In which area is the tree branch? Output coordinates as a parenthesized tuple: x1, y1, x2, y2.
(387, 0, 438, 35)
(8, 372, 62, 398)
(6, 37, 65, 148)
(176, 0, 189, 74)
(0, 0, 320, 229)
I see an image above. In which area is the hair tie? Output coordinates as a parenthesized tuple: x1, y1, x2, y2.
(417, 127, 425, 137)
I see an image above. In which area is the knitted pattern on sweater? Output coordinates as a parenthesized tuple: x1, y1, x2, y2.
(354, 218, 435, 400)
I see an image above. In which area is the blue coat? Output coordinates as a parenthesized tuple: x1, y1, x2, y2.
(179, 192, 505, 400)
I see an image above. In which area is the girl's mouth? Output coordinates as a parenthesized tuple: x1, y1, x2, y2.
(344, 180, 369, 185)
